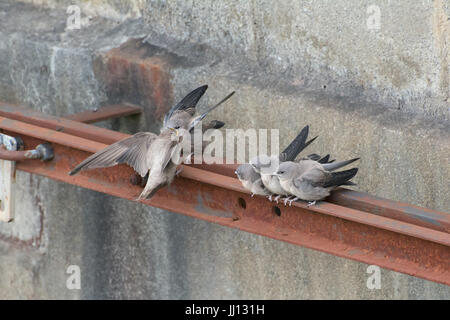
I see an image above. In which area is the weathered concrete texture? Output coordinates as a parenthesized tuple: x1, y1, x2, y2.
(20, 0, 450, 121)
(0, 1, 449, 299)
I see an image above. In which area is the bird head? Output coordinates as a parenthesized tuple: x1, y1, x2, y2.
(235, 163, 253, 181)
(275, 162, 297, 181)
(250, 155, 279, 175)
(168, 126, 179, 136)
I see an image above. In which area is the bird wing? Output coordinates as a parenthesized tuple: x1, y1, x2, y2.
(279, 125, 318, 162)
(295, 167, 358, 189)
(69, 132, 157, 177)
(163, 85, 208, 127)
(293, 166, 327, 188)
(162, 140, 183, 171)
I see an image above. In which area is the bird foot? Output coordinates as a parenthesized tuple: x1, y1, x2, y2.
(267, 195, 273, 202)
(183, 153, 193, 164)
(307, 200, 316, 207)
(251, 193, 255, 198)
(288, 197, 299, 206)
(283, 196, 293, 206)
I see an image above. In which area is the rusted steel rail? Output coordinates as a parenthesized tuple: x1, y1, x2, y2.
(0, 102, 449, 286)
(64, 103, 142, 123)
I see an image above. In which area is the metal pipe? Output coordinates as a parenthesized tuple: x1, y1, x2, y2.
(0, 143, 54, 161)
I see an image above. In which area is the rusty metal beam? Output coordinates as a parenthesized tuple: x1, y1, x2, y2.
(0, 106, 449, 286)
(0, 102, 129, 145)
(191, 163, 450, 234)
(64, 103, 142, 123)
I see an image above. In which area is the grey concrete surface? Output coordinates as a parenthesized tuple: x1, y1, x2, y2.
(19, 0, 450, 121)
(0, 0, 449, 299)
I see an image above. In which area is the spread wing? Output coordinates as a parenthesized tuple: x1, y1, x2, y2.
(163, 85, 208, 127)
(69, 132, 157, 177)
(162, 139, 183, 171)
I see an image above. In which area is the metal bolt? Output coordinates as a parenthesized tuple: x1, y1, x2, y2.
(24, 143, 54, 161)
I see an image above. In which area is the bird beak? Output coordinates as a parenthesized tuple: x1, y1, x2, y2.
(169, 127, 179, 136)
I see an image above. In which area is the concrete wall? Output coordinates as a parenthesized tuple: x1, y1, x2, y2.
(0, 0, 449, 299)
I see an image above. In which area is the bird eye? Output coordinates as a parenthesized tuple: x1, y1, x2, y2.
(278, 171, 284, 175)
(175, 126, 180, 130)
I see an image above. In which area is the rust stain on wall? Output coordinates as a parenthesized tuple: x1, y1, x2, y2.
(93, 38, 174, 126)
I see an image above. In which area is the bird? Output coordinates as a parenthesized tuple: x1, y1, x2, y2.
(164, 86, 234, 133)
(235, 152, 334, 199)
(235, 163, 271, 197)
(275, 157, 359, 206)
(248, 125, 317, 203)
(133, 118, 227, 187)
(69, 85, 234, 200)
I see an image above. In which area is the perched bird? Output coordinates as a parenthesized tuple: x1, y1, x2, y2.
(235, 152, 333, 199)
(235, 163, 270, 197)
(129, 119, 227, 187)
(249, 125, 317, 202)
(69, 85, 234, 200)
(276, 158, 359, 206)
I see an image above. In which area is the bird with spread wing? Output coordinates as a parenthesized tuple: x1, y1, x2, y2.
(69, 85, 234, 200)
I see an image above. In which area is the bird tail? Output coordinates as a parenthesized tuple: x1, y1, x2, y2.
(318, 154, 335, 164)
(321, 158, 360, 171)
(306, 153, 321, 161)
(306, 153, 334, 163)
(136, 176, 167, 201)
(204, 120, 225, 131)
(323, 168, 359, 188)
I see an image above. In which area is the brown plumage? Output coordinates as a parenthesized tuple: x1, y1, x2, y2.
(69, 85, 234, 200)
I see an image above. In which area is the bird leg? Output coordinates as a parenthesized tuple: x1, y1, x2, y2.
(307, 200, 317, 207)
(274, 195, 282, 203)
(183, 153, 193, 164)
(283, 196, 294, 206)
(288, 197, 299, 206)
(251, 193, 255, 197)
(267, 194, 273, 202)
(175, 166, 183, 177)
